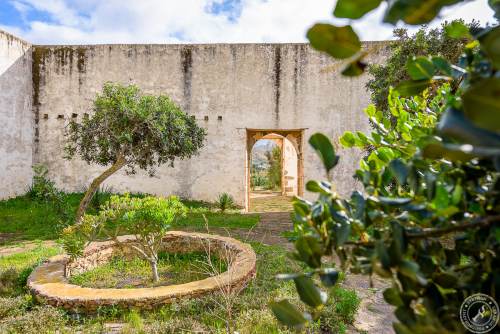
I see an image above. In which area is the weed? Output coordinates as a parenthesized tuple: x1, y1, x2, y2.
(216, 193, 235, 213)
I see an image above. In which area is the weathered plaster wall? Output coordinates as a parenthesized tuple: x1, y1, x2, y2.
(32, 42, 389, 206)
(283, 136, 298, 196)
(0, 30, 33, 199)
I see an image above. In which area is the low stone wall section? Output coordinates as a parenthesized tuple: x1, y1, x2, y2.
(28, 231, 257, 311)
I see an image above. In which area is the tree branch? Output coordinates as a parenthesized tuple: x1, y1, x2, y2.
(344, 215, 500, 247)
(405, 215, 500, 239)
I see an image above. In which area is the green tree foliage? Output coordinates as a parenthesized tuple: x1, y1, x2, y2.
(271, 2, 500, 333)
(340, 86, 450, 171)
(266, 146, 282, 190)
(62, 194, 187, 282)
(65, 83, 206, 222)
(367, 23, 470, 111)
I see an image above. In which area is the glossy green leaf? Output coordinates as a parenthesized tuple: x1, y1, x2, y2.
(399, 260, 428, 286)
(406, 57, 435, 80)
(376, 240, 391, 269)
(444, 21, 470, 38)
(342, 58, 368, 76)
(309, 133, 339, 173)
(489, 0, 500, 20)
(451, 184, 463, 206)
(334, 0, 382, 19)
(423, 142, 500, 161)
(333, 221, 351, 246)
(431, 56, 452, 76)
(378, 197, 412, 206)
(388, 159, 408, 185)
(340, 131, 356, 148)
(384, 0, 463, 25)
(383, 287, 404, 307)
(462, 78, 500, 132)
(351, 191, 365, 220)
(391, 221, 407, 256)
(319, 268, 340, 287)
(432, 184, 449, 210)
(269, 300, 308, 328)
(307, 24, 361, 59)
(293, 276, 327, 308)
(478, 25, 500, 68)
(437, 107, 500, 147)
(306, 180, 332, 195)
(294, 236, 323, 268)
(394, 80, 432, 97)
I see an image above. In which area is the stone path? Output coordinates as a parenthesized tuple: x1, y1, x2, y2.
(249, 193, 294, 212)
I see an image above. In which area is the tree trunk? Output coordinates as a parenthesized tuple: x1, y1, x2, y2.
(150, 260, 159, 282)
(75, 154, 126, 223)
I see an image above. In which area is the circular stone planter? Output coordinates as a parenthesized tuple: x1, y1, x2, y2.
(28, 231, 256, 311)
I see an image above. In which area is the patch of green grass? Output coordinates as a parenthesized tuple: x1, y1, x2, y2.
(0, 245, 61, 296)
(0, 194, 80, 242)
(0, 245, 60, 271)
(177, 211, 260, 230)
(0, 193, 259, 244)
(69, 252, 226, 288)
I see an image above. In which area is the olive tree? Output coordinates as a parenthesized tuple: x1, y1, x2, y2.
(65, 83, 206, 222)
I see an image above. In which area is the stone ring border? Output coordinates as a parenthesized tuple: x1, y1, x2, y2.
(28, 231, 257, 311)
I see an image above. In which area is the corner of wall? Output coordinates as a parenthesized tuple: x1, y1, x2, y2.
(0, 30, 34, 199)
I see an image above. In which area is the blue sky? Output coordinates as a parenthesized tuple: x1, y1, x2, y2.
(0, 0, 496, 44)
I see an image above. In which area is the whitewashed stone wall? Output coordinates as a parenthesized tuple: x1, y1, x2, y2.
(32, 42, 389, 206)
(0, 33, 389, 206)
(0, 30, 33, 199)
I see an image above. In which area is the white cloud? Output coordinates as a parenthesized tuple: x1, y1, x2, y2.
(1, 0, 497, 44)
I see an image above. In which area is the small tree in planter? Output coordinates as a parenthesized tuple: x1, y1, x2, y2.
(65, 82, 206, 223)
(63, 194, 187, 282)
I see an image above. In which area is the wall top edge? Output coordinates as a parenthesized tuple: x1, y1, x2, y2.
(0, 28, 391, 48)
(0, 29, 32, 47)
(32, 40, 390, 48)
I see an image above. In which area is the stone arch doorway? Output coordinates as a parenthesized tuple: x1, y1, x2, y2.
(246, 129, 304, 212)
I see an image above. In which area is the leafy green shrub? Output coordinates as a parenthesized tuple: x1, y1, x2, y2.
(26, 164, 57, 202)
(272, 2, 500, 333)
(62, 194, 187, 282)
(340, 86, 449, 171)
(331, 287, 360, 323)
(217, 193, 235, 213)
(366, 21, 472, 111)
(26, 164, 71, 224)
(65, 82, 206, 223)
(0, 306, 67, 334)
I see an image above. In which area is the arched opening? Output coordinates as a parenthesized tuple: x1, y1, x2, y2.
(246, 129, 304, 212)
